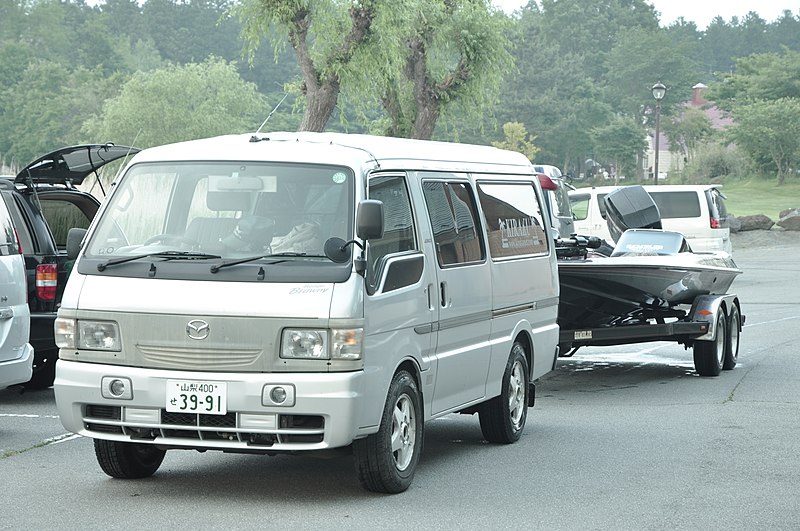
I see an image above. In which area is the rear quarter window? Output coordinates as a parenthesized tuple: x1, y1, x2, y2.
(0, 194, 17, 254)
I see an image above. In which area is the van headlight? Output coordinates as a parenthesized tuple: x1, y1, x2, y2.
(280, 328, 363, 360)
(55, 318, 121, 351)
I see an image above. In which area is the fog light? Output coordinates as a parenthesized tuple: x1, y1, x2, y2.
(261, 384, 295, 407)
(101, 376, 133, 400)
(270, 387, 287, 404)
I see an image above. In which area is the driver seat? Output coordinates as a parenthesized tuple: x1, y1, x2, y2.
(185, 217, 239, 249)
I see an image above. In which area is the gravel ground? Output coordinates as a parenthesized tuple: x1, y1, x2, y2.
(731, 229, 800, 250)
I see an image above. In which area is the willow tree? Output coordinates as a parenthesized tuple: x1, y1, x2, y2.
(236, 0, 401, 132)
(382, 0, 514, 140)
(235, 0, 512, 138)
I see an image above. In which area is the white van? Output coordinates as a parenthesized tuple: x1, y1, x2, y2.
(0, 193, 34, 388)
(569, 184, 733, 253)
(54, 132, 560, 493)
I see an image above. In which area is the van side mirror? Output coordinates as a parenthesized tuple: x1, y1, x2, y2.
(356, 200, 384, 240)
(67, 228, 88, 260)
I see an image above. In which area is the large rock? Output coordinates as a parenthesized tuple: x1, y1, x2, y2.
(728, 215, 742, 233)
(779, 208, 800, 219)
(778, 209, 800, 231)
(737, 214, 775, 231)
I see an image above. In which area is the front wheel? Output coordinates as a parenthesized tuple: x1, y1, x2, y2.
(479, 342, 529, 443)
(353, 370, 422, 493)
(94, 439, 166, 479)
(693, 311, 727, 377)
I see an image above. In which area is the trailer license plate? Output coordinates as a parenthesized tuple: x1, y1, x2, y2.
(166, 380, 227, 415)
(574, 330, 592, 340)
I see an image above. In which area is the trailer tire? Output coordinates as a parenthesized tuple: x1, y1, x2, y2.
(479, 342, 529, 443)
(722, 305, 741, 370)
(693, 311, 727, 377)
(353, 370, 422, 493)
(94, 439, 166, 479)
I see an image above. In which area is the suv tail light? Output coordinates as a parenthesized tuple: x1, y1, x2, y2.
(36, 263, 58, 301)
(710, 217, 721, 229)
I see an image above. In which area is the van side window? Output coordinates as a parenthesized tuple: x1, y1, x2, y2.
(422, 181, 484, 266)
(477, 182, 549, 258)
(649, 191, 701, 218)
(367, 175, 417, 285)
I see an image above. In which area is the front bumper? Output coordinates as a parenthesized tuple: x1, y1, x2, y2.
(54, 360, 366, 452)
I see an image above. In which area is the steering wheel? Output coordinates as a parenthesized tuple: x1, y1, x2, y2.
(143, 234, 200, 248)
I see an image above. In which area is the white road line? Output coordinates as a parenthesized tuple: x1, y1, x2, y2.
(744, 315, 800, 328)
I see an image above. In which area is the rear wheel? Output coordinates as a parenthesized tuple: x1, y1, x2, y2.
(353, 370, 422, 493)
(693, 312, 727, 377)
(479, 342, 529, 443)
(94, 439, 166, 479)
(723, 305, 741, 370)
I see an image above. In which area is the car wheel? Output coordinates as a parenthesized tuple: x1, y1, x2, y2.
(94, 439, 166, 479)
(693, 312, 727, 377)
(479, 342, 529, 443)
(353, 370, 422, 493)
(723, 305, 741, 370)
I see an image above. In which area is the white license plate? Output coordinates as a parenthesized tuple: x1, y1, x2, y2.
(166, 379, 227, 415)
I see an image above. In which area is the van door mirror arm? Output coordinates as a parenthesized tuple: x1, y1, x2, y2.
(323, 237, 367, 276)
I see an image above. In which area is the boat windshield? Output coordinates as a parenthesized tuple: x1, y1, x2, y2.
(85, 161, 354, 261)
(611, 229, 691, 257)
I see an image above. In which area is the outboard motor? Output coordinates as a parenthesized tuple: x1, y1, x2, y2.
(603, 185, 662, 242)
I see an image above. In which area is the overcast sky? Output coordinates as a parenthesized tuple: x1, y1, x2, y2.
(493, 0, 799, 29)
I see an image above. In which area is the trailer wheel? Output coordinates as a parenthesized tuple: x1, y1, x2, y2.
(94, 439, 166, 479)
(353, 370, 422, 493)
(693, 311, 727, 377)
(479, 342, 529, 443)
(723, 305, 741, 370)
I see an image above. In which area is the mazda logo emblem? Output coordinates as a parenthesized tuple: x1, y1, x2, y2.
(186, 319, 210, 340)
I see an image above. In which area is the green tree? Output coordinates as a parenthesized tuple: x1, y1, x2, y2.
(83, 58, 267, 149)
(491, 122, 538, 161)
(663, 106, 713, 165)
(236, 0, 388, 132)
(380, 0, 513, 140)
(589, 116, 646, 182)
(603, 27, 702, 120)
(0, 61, 122, 165)
(727, 98, 800, 184)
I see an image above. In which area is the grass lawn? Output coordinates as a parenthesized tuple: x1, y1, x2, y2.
(721, 180, 800, 221)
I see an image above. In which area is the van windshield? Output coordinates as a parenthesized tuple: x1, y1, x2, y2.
(85, 161, 354, 261)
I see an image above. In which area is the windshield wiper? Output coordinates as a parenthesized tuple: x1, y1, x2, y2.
(210, 252, 326, 273)
(97, 251, 222, 271)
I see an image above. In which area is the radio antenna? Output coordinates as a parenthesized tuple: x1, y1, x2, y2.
(256, 93, 289, 134)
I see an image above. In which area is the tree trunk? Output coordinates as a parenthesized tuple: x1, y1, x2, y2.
(299, 80, 340, 132)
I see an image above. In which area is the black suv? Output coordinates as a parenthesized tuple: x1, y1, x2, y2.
(0, 144, 139, 388)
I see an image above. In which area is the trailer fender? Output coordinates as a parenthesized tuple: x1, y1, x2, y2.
(690, 294, 739, 341)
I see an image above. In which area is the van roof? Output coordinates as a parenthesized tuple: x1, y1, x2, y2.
(130, 132, 535, 174)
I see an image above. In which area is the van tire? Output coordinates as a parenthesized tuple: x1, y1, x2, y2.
(94, 439, 166, 479)
(723, 305, 741, 370)
(353, 370, 422, 493)
(479, 343, 529, 443)
(693, 312, 727, 377)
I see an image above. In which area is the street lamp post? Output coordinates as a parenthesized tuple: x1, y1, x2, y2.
(652, 81, 666, 184)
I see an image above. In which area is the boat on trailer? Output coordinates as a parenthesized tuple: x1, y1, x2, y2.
(555, 185, 743, 376)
